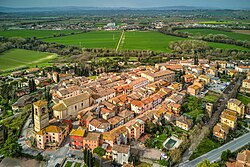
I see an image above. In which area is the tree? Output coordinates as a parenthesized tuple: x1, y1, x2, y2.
(197, 159, 220, 167)
(221, 150, 231, 162)
(84, 147, 88, 164)
(0, 135, 22, 157)
(28, 79, 36, 93)
(88, 149, 93, 167)
(3, 125, 8, 142)
(93, 146, 106, 157)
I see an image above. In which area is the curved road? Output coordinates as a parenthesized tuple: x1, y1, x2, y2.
(178, 131, 250, 167)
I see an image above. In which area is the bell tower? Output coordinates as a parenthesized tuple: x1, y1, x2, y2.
(33, 100, 49, 132)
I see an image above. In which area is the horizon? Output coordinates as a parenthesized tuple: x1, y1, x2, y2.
(0, 0, 250, 9)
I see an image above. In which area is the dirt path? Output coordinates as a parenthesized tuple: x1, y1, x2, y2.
(116, 30, 124, 52)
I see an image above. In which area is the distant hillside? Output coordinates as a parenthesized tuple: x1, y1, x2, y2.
(0, 6, 248, 13)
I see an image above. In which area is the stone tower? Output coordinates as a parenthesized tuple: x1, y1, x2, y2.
(33, 100, 49, 132)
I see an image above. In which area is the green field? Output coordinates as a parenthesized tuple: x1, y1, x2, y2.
(236, 94, 250, 105)
(204, 91, 220, 103)
(179, 28, 250, 41)
(0, 49, 57, 71)
(43, 30, 249, 52)
(0, 29, 80, 38)
(44, 31, 122, 49)
(207, 42, 249, 51)
(120, 31, 185, 52)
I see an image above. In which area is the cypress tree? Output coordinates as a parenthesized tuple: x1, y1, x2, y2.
(86, 149, 89, 165)
(88, 149, 93, 167)
(84, 147, 87, 163)
(3, 126, 8, 142)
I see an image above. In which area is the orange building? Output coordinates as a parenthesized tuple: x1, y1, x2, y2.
(82, 132, 101, 150)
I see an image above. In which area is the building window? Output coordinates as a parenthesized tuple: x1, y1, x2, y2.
(41, 107, 46, 114)
(75, 106, 77, 110)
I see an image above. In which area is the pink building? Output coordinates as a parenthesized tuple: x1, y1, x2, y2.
(37, 125, 67, 149)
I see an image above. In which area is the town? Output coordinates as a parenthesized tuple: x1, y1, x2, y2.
(0, 1, 250, 167)
(0, 55, 250, 167)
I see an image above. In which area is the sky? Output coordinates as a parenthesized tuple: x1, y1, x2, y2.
(0, 0, 250, 9)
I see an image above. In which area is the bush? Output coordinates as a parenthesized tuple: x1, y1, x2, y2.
(93, 146, 106, 157)
(158, 159, 169, 166)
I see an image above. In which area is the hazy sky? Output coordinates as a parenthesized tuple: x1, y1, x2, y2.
(0, 0, 250, 9)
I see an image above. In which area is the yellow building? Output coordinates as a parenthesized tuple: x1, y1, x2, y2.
(220, 109, 237, 129)
(240, 79, 250, 94)
(33, 100, 49, 132)
(227, 98, 245, 117)
(198, 75, 211, 84)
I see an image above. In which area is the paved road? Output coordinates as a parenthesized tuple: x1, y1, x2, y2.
(181, 76, 243, 162)
(178, 132, 250, 167)
(18, 115, 43, 156)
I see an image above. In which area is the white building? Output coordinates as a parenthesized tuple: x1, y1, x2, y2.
(112, 145, 130, 165)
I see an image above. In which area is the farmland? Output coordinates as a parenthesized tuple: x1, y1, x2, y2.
(207, 42, 249, 51)
(0, 29, 81, 38)
(0, 49, 57, 72)
(44, 31, 122, 49)
(120, 31, 185, 52)
(43, 30, 250, 52)
(178, 29, 250, 41)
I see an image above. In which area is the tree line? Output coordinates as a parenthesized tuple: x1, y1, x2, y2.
(159, 26, 250, 49)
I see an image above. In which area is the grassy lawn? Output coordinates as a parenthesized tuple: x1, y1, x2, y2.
(44, 30, 122, 49)
(0, 49, 57, 72)
(204, 91, 220, 103)
(190, 137, 221, 160)
(74, 162, 81, 167)
(236, 94, 250, 105)
(179, 28, 250, 41)
(153, 133, 168, 149)
(185, 109, 204, 121)
(0, 29, 80, 38)
(64, 161, 73, 167)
